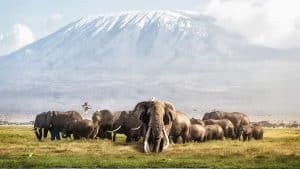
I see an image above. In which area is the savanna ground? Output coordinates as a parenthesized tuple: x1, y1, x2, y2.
(0, 126, 299, 169)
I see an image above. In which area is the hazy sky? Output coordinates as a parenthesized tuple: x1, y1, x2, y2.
(0, 0, 300, 56)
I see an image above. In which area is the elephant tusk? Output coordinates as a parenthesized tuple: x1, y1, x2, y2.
(162, 127, 169, 151)
(107, 125, 122, 133)
(93, 127, 99, 139)
(131, 125, 142, 131)
(144, 127, 151, 153)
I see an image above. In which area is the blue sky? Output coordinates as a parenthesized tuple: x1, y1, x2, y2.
(0, 0, 300, 56)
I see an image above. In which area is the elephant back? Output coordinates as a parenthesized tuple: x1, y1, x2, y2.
(51, 110, 82, 129)
(202, 111, 224, 120)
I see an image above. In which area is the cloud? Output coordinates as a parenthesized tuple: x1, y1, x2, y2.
(199, 0, 300, 49)
(0, 24, 34, 56)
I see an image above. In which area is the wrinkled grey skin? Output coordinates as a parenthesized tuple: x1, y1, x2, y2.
(64, 119, 98, 139)
(204, 124, 224, 140)
(242, 124, 264, 141)
(48, 111, 83, 140)
(169, 111, 191, 144)
(203, 119, 236, 139)
(110, 111, 143, 142)
(33, 111, 52, 140)
(202, 111, 250, 139)
(190, 118, 205, 126)
(33, 110, 83, 140)
(92, 109, 114, 139)
(134, 100, 176, 153)
(190, 124, 206, 142)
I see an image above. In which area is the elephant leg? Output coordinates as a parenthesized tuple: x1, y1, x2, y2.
(44, 128, 48, 138)
(125, 136, 131, 142)
(52, 128, 60, 140)
(182, 133, 188, 144)
(173, 136, 179, 144)
(113, 132, 117, 142)
(50, 129, 55, 140)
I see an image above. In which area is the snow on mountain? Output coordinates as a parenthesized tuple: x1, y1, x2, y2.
(0, 11, 299, 122)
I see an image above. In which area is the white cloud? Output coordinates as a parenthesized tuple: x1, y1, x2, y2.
(199, 0, 300, 49)
(0, 24, 34, 56)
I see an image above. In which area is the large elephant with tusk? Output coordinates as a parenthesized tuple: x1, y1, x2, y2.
(133, 100, 176, 153)
(33, 111, 52, 140)
(92, 109, 114, 139)
(107, 110, 143, 142)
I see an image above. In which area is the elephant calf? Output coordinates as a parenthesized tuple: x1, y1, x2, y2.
(242, 124, 264, 141)
(64, 119, 98, 139)
(203, 119, 235, 139)
(190, 124, 206, 142)
(205, 124, 224, 140)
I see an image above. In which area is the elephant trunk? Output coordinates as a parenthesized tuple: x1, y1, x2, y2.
(44, 128, 48, 138)
(153, 137, 162, 153)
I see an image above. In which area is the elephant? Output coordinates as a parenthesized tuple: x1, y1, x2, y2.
(169, 111, 191, 144)
(204, 124, 224, 140)
(190, 118, 205, 126)
(190, 124, 206, 142)
(108, 110, 143, 142)
(203, 119, 235, 139)
(92, 109, 114, 139)
(63, 119, 98, 139)
(202, 111, 250, 139)
(133, 100, 176, 153)
(33, 111, 52, 140)
(47, 110, 83, 140)
(33, 110, 83, 140)
(242, 124, 264, 141)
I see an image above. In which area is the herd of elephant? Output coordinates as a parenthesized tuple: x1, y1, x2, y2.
(33, 100, 264, 153)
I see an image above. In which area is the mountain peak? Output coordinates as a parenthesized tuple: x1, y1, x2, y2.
(67, 10, 208, 34)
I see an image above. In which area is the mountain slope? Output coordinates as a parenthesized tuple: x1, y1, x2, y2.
(0, 11, 299, 122)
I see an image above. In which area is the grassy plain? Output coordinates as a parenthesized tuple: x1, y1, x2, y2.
(0, 126, 299, 168)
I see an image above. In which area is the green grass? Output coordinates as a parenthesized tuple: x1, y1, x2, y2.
(0, 126, 299, 168)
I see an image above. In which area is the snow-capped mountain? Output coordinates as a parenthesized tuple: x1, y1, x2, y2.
(0, 11, 299, 122)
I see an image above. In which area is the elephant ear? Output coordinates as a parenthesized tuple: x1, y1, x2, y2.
(134, 101, 151, 123)
(163, 101, 176, 124)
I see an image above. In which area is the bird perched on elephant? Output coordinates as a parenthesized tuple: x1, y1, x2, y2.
(108, 110, 143, 142)
(33, 110, 82, 140)
(202, 111, 250, 139)
(190, 118, 205, 126)
(169, 111, 191, 144)
(204, 124, 224, 140)
(63, 119, 98, 139)
(92, 109, 114, 139)
(190, 124, 206, 142)
(133, 100, 176, 153)
(203, 119, 235, 139)
(242, 124, 264, 141)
